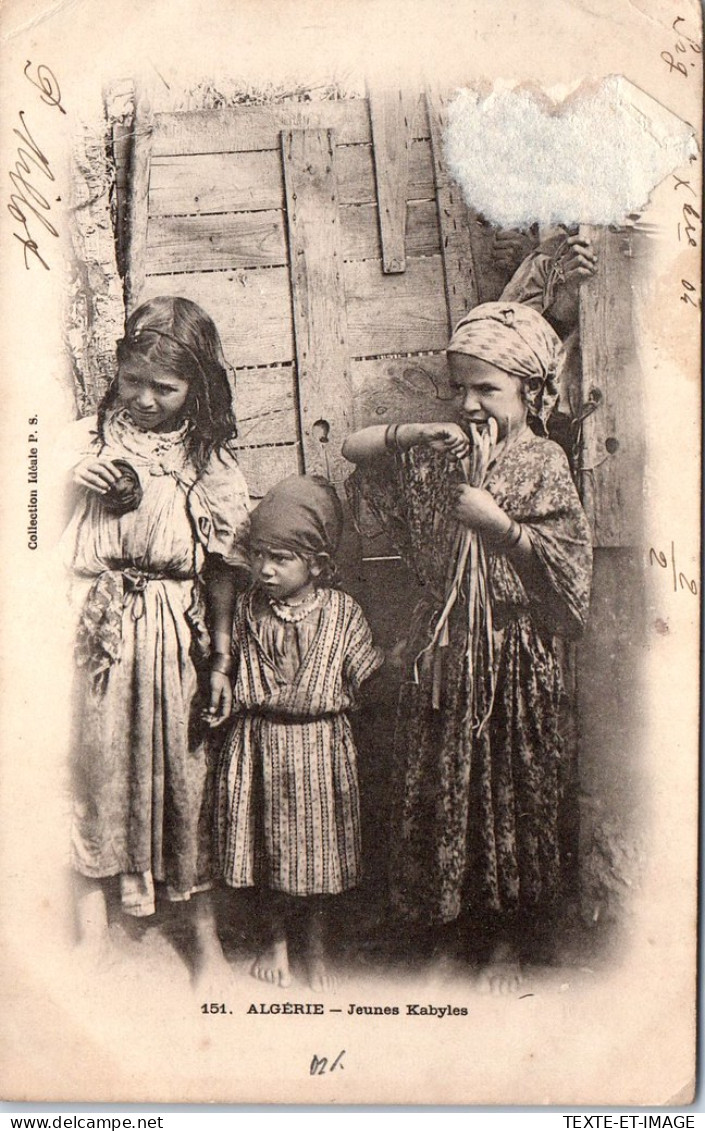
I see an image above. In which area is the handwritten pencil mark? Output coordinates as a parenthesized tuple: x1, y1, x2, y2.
(6, 62, 65, 271)
(23, 60, 66, 114)
(310, 1049, 345, 1075)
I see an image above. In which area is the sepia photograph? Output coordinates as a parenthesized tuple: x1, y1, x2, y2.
(0, 0, 701, 1107)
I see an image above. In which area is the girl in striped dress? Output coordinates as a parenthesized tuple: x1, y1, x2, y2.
(218, 475, 383, 990)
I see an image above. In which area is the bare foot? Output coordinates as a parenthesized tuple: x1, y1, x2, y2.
(193, 946, 233, 994)
(251, 938, 292, 988)
(476, 943, 523, 996)
(307, 955, 338, 993)
(76, 932, 116, 972)
(74, 876, 112, 969)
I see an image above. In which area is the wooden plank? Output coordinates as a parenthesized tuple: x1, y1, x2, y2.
(148, 150, 283, 216)
(125, 100, 154, 313)
(282, 128, 353, 484)
(233, 444, 301, 500)
(426, 89, 478, 331)
(146, 211, 288, 273)
(578, 224, 644, 546)
(369, 89, 417, 273)
(144, 200, 440, 272)
(151, 101, 372, 155)
(111, 121, 132, 278)
(345, 256, 449, 357)
(342, 199, 440, 261)
(338, 140, 434, 205)
(235, 365, 298, 446)
(147, 140, 435, 217)
(149, 96, 430, 157)
(351, 355, 455, 427)
(141, 267, 294, 368)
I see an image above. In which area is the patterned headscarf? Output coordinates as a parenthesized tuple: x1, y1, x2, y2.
(446, 302, 562, 433)
(248, 475, 343, 558)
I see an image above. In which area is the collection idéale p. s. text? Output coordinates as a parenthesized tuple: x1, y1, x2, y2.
(27, 415, 39, 550)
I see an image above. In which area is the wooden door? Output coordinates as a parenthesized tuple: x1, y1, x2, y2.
(116, 91, 537, 503)
(113, 88, 645, 908)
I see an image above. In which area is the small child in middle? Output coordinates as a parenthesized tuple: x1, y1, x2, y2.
(218, 475, 383, 991)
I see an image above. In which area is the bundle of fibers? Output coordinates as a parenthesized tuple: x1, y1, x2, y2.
(414, 419, 498, 730)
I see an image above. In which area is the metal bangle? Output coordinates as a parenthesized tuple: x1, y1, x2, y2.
(384, 423, 401, 452)
(497, 519, 523, 551)
(211, 652, 234, 675)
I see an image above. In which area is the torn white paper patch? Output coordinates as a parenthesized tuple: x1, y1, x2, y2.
(444, 76, 698, 228)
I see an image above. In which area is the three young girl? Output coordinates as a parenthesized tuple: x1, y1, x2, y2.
(64, 290, 591, 992)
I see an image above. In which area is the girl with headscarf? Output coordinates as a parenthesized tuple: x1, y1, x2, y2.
(343, 302, 592, 991)
(217, 475, 383, 991)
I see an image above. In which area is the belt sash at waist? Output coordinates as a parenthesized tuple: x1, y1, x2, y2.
(230, 706, 345, 725)
(74, 566, 199, 692)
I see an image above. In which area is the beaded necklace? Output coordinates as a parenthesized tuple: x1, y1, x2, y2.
(267, 589, 324, 624)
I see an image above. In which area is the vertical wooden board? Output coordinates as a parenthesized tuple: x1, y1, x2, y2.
(425, 90, 478, 330)
(579, 225, 644, 546)
(576, 548, 646, 909)
(111, 121, 132, 278)
(234, 365, 298, 446)
(369, 89, 416, 273)
(282, 128, 353, 485)
(341, 199, 440, 261)
(336, 140, 435, 205)
(125, 101, 154, 313)
(233, 444, 301, 500)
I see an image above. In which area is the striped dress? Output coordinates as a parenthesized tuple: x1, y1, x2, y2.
(218, 588, 383, 896)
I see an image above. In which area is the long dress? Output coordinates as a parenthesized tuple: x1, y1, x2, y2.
(218, 588, 383, 896)
(62, 408, 250, 916)
(348, 430, 592, 925)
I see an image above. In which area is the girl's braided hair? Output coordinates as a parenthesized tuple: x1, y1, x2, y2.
(96, 296, 237, 474)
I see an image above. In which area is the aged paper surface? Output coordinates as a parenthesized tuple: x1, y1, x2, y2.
(0, 0, 700, 1106)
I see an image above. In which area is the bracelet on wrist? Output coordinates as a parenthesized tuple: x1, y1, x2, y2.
(495, 519, 523, 551)
(384, 423, 402, 453)
(211, 651, 233, 675)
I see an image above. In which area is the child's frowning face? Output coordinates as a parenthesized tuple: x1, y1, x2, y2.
(117, 356, 190, 433)
(448, 354, 530, 440)
(249, 543, 320, 603)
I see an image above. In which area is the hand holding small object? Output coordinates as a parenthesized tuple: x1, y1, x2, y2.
(453, 485, 521, 547)
(204, 665, 233, 727)
(557, 234, 597, 284)
(417, 422, 469, 459)
(73, 457, 124, 494)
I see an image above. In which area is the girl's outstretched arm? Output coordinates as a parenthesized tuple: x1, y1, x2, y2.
(342, 422, 468, 464)
(341, 425, 388, 463)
